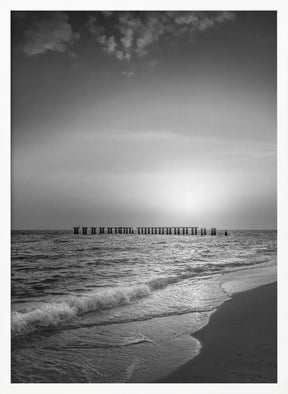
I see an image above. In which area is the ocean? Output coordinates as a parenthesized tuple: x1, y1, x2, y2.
(11, 230, 277, 383)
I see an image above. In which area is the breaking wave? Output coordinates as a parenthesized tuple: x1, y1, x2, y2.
(12, 264, 209, 337)
(11, 258, 267, 337)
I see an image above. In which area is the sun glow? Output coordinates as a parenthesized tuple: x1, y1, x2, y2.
(146, 171, 236, 222)
(161, 180, 195, 214)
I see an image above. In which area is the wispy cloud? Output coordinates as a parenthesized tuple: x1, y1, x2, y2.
(122, 70, 135, 78)
(20, 12, 80, 56)
(14, 11, 235, 70)
(87, 11, 236, 63)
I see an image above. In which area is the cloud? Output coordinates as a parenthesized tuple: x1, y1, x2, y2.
(87, 11, 236, 65)
(106, 36, 117, 53)
(102, 11, 114, 18)
(122, 70, 135, 78)
(86, 15, 99, 35)
(120, 28, 134, 49)
(215, 11, 236, 23)
(136, 29, 154, 56)
(22, 12, 80, 56)
(175, 14, 198, 25)
(95, 34, 118, 55)
(116, 50, 131, 61)
(173, 11, 236, 33)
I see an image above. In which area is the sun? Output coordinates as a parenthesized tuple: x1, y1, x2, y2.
(154, 174, 197, 214)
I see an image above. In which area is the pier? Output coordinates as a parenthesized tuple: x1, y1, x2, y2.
(73, 226, 223, 235)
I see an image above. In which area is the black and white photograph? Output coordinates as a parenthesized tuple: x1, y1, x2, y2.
(9, 4, 282, 387)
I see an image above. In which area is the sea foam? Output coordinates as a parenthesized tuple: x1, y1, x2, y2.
(11, 261, 253, 337)
(11, 278, 172, 336)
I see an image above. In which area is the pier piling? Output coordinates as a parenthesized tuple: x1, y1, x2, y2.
(74, 225, 217, 237)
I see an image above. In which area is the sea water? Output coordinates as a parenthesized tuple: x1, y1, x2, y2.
(11, 230, 277, 383)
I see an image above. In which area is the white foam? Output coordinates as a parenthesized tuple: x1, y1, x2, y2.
(222, 265, 277, 295)
(11, 303, 75, 335)
(11, 265, 236, 337)
(12, 283, 154, 336)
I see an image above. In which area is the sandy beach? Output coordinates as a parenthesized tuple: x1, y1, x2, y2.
(158, 282, 277, 383)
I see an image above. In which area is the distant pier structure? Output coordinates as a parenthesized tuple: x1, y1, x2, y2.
(73, 226, 224, 235)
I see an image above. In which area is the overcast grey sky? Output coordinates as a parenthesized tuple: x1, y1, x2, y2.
(11, 11, 276, 229)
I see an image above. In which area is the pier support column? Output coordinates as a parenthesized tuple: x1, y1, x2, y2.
(91, 227, 97, 235)
(73, 227, 80, 234)
(225, 230, 228, 236)
(82, 227, 88, 235)
(195, 227, 197, 235)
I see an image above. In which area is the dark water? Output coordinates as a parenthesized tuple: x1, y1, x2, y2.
(11, 230, 277, 382)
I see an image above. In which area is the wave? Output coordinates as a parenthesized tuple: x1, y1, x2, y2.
(11, 285, 149, 337)
(41, 335, 154, 350)
(11, 259, 266, 337)
(11, 268, 206, 337)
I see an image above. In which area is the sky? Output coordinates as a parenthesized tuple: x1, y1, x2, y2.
(11, 11, 277, 230)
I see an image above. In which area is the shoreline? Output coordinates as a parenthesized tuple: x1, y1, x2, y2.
(157, 282, 277, 383)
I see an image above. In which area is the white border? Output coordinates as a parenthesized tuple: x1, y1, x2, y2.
(2, 1, 288, 393)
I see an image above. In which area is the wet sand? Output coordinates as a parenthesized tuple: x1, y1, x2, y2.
(157, 282, 277, 383)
